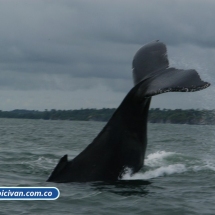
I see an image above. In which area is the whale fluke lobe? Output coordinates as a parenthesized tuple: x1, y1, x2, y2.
(47, 41, 210, 183)
(132, 41, 169, 85)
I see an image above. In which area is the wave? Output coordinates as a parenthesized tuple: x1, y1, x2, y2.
(4, 150, 215, 181)
(121, 150, 215, 180)
(122, 164, 186, 180)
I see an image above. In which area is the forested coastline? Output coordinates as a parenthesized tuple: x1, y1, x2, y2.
(0, 108, 215, 125)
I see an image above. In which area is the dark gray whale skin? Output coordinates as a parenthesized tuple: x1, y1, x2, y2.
(47, 41, 210, 183)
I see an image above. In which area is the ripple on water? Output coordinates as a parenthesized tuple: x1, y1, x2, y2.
(0, 119, 215, 214)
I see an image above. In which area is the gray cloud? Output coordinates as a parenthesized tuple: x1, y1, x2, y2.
(0, 0, 214, 110)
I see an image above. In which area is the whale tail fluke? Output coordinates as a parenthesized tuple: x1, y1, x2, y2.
(132, 41, 210, 98)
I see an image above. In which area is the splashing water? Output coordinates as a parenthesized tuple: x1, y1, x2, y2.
(122, 150, 215, 180)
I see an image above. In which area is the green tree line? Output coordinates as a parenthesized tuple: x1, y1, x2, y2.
(0, 108, 215, 125)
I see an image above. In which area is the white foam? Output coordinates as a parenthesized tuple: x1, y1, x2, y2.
(205, 160, 215, 171)
(21, 156, 58, 170)
(145, 151, 177, 167)
(192, 159, 215, 172)
(121, 151, 187, 180)
(121, 150, 215, 181)
(122, 164, 186, 180)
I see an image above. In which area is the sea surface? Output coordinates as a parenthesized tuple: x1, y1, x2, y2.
(0, 118, 215, 215)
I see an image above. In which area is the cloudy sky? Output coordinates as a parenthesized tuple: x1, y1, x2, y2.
(0, 0, 214, 111)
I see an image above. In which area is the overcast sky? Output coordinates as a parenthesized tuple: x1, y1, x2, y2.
(0, 0, 214, 111)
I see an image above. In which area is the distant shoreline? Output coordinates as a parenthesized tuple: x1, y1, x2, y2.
(0, 108, 215, 125)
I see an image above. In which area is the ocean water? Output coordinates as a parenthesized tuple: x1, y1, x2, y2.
(0, 118, 215, 215)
